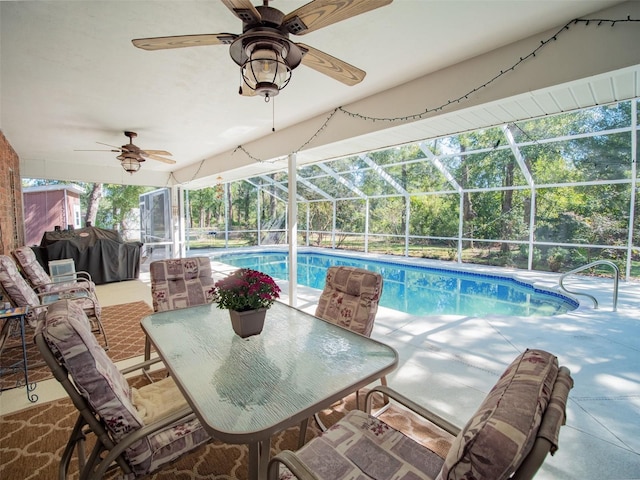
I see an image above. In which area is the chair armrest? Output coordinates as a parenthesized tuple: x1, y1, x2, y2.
(365, 385, 461, 437)
(37, 282, 91, 294)
(37, 284, 92, 302)
(119, 357, 165, 376)
(268, 388, 462, 480)
(93, 405, 200, 478)
(268, 450, 321, 480)
(50, 270, 95, 289)
(28, 303, 49, 320)
(72, 270, 93, 283)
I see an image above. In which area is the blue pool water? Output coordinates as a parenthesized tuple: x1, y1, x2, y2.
(213, 251, 578, 317)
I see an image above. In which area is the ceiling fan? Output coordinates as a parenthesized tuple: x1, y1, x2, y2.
(76, 131, 176, 174)
(132, 0, 393, 100)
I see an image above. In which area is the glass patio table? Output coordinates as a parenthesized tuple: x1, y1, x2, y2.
(141, 300, 398, 480)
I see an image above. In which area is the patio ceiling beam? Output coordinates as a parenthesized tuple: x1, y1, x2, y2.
(298, 176, 333, 201)
(244, 177, 289, 202)
(502, 124, 534, 187)
(359, 154, 409, 197)
(257, 175, 306, 202)
(316, 163, 366, 198)
(418, 143, 463, 193)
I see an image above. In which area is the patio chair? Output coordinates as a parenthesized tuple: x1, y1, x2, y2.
(315, 265, 384, 337)
(11, 246, 96, 293)
(145, 257, 216, 361)
(0, 254, 107, 348)
(270, 348, 574, 480)
(313, 265, 386, 426)
(35, 298, 211, 479)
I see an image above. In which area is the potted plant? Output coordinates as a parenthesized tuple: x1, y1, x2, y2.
(213, 268, 281, 338)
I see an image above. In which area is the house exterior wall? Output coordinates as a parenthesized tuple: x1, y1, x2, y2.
(23, 190, 82, 246)
(0, 131, 24, 254)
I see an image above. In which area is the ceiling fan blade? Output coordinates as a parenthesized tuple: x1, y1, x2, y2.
(132, 33, 237, 51)
(75, 149, 120, 152)
(96, 141, 122, 149)
(146, 154, 177, 164)
(220, 0, 262, 24)
(298, 43, 365, 86)
(141, 149, 172, 156)
(284, 0, 392, 35)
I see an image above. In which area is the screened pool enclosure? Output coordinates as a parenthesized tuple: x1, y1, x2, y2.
(184, 98, 640, 280)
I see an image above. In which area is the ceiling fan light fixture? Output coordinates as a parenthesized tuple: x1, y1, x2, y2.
(134, 0, 391, 95)
(241, 46, 291, 101)
(121, 157, 141, 174)
(118, 151, 142, 174)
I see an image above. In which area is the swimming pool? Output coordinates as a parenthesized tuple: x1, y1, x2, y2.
(213, 251, 579, 317)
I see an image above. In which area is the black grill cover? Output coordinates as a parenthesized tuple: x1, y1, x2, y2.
(37, 226, 142, 285)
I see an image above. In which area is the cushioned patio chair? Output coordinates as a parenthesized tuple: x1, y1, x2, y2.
(315, 265, 384, 337)
(12, 246, 96, 293)
(35, 299, 212, 480)
(0, 254, 106, 348)
(313, 265, 386, 425)
(145, 257, 216, 361)
(0, 256, 46, 328)
(269, 348, 573, 480)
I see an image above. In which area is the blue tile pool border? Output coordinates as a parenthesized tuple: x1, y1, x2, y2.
(213, 249, 580, 313)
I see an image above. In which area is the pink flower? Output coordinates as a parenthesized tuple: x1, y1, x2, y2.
(213, 268, 281, 312)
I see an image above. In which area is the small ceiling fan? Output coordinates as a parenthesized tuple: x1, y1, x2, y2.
(76, 131, 176, 173)
(132, 0, 393, 100)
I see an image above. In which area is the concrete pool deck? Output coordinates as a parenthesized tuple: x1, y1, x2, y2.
(2, 250, 638, 479)
(209, 249, 640, 480)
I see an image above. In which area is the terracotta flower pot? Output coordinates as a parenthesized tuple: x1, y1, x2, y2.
(229, 308, 267, 338)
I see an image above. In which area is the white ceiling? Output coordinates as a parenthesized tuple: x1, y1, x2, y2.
(2, 0, 639, 189)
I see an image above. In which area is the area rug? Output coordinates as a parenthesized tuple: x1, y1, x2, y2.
(0, 382, 454, 479)
(0, 300, 153, 390)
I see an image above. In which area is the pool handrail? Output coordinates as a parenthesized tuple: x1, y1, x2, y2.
(559, 260, 619, 312)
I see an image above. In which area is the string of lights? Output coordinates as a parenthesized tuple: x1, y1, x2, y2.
(233, 145, 265, 163)
(339, 17, 639, 124)
(229, 16, 638, 165)
(168, 158, 206, 186)
(295, 107, 340, 152)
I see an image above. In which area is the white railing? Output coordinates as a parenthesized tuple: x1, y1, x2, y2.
(559, 260, 619, 311)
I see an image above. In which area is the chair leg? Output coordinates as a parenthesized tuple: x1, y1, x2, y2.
(297, 417, 310, 449)
(142, 336, 167, 382)
(312, 379, 389, 436)
(370, 375, 391, 417)
(87, 318, 108, 350)
(144, 336, 151, 362)
(85, 306, 108, 350)
(142, 336, 153, 381)
(60, 415, 88, 480)
(313, 412, 328, 432)
(94, 316, 109, 351)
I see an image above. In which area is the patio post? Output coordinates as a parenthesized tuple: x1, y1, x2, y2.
(288, 153, 298, 307)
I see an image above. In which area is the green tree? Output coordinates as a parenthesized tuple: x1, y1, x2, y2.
(230, 181, 257, 228)
(188, 187, 221, 228)
(85, 183, 102, 226)
(95, 184, 150, 234)
(306, 201, 333, 246)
